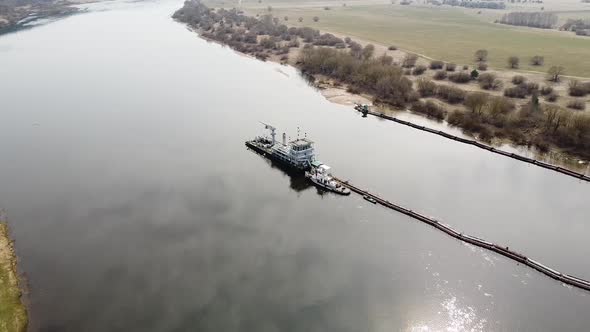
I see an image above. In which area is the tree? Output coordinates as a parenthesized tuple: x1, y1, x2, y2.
(402, 54, 418, 68)
(531, 55, 544, 66)
(547, 66, 565, 82)
(362, 44, 375, 60)
(508, 56, 519, 69)
(313, 16, 319, 22)
(465, 92, 489, 115)
(470, 69, 479, 79)
(349, 41, 363, 58)
(475, 49, 488, 62)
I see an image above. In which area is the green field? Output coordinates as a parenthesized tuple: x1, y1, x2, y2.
(212, 1, 590, 77)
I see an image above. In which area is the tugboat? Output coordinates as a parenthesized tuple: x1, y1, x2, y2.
(246, 123, 316, 172)
(305, 162, 351, 195)
(354, 103, 370, 117)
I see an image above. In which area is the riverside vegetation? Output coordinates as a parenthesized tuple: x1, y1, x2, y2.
(0, 0, 78, 32)
(0, 220, 27, 332)
(174, 0, 590, 159)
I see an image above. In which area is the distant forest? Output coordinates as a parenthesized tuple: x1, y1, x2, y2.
(442, 0, 506, 9)
(561, 19, 590, 36)
(498, 12, 558, 29)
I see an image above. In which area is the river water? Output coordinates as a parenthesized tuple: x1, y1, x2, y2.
(1, 1, 589, 331)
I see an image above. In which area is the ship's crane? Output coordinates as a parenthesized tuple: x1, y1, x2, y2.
(260, 122, 276, 145)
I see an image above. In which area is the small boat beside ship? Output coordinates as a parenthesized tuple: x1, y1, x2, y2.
(305, 161, 350, 196)
(246, 123, 350, 195)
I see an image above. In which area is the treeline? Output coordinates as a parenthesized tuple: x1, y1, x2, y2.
(561, 19, 590, 36)
(173, 0, 344, 60)
(442, 0, 506, 9)
(498, 12, 558, 29)
(298, 47, 415, 107)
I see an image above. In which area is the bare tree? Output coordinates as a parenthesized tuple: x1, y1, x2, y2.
(475, 49, 488, 62)
(402, 54, 418, 68)
(362, 44, 375, 60)
(547, 66, 565, 82)
(530, 55, 544, 66)
(508, 56, 520, 69)
(465, 92, 489, 115)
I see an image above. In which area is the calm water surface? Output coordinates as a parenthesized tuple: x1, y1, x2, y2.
(1, 1, 589, 331)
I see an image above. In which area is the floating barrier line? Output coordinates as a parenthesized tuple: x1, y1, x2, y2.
(359, 109, 590, 182)
(334, 177, 590, 292)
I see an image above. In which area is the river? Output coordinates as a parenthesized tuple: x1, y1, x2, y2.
(0, 0, 589, 331)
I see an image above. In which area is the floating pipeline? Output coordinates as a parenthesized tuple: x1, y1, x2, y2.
(333, 177, 590, 292)
(354, 107, 590, 182)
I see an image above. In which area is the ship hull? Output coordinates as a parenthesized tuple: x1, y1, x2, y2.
(245, 141, 310, 172)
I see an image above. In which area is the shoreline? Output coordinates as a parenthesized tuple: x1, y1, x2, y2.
(0, 0, 95, 36)
(0, 214, 27, 332)
(182, 20, 590, 173)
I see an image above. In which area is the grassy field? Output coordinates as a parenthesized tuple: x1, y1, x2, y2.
(211, 1, 590, 77)
(0, 223, 27, 332)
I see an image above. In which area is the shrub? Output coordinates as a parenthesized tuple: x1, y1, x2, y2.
(433, 70, 447, 80)
(512, 75, 526, 85)
(416, 78, 437, 97)
(567, 99, 586, 110)
(388, 45, 398, 50)
(436, 85, 466, 103)
(378, 54, 394, 65)
(445, 63, 457, 72)
(448, 72, 471, 83)
(259, 37, 276, 49)
(540, 85, 553, 96)
(463, 65, 469, 70)
(519, 82, 539, 95)
(429, 60, 444, 70)
(545, 92, 559, 102)
(477, 62, 488, 71)
(486, 96, 516, 117)
(504, 86, 528, 98)
(568, 80, 590, 97)
(531, 55, 544, 66)
(478, 73, 502, 90)
(412, 65, 427, 75)
(402, 54, 418, 68)
(411, 100, 446, 119)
